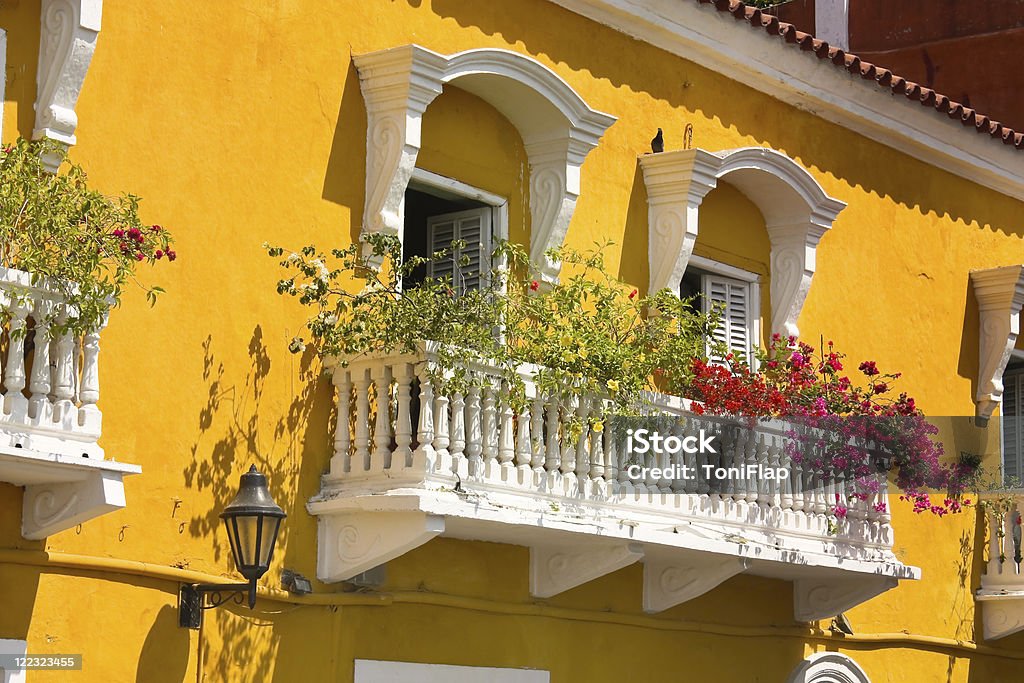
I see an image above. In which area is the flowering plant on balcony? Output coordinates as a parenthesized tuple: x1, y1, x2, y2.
(0, 138, 174, 336)
(684, 336, 976, 515)
(267, 233, 714, 425)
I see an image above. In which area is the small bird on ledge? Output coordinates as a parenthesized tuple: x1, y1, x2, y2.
(650, 128, 664, 153)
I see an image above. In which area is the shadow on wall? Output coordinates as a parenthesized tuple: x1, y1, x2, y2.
(182, 324, 335, 680)
(322, 60, 369, 246)
(400, 0, 1023, 239)
(136, 604, 190, 682)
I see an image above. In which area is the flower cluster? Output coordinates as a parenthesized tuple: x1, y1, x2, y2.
(0, 138, 174, 335)
(682, 335, 976, 516)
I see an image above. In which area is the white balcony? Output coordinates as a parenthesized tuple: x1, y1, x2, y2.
(976, 491, 1024, 639)
(309, 343, 919, 620)
(0, 267, 139, 539)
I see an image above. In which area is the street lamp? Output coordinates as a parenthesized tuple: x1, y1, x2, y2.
(179, 465, 286, 629)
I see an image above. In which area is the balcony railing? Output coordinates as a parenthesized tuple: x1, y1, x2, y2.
(309, 342, 919, 618)
(977, 491, 1024, 639)
(0, 266, 138, 539)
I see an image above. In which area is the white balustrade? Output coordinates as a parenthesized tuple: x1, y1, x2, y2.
(322, 343, 897, 561)
(0, 267, 106, 458)
(980, 493, 1024, 587)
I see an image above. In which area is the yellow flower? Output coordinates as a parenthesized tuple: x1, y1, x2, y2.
(579, 349, 588, 359)
(606, 379, 620, 393)
(592, 420, 604, 433)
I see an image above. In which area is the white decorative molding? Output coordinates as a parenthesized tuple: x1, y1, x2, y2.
(970, 266, 1024, 424)
(530, 542, 643, 598)
(640, 147, 845, 337)
(793, 575, 898, 622)
(552, 0, 1024, 202)
(785, 652, 870, 683)
(34, 0, 103, 162)
(0, 639, 28, 683)
(0, 446, 139, 539)
(977, 595, 1024, 641)
(355, 660, 550, 683)
(314, 510, 444, 583)
(354, 44, 616, 283)
(642, 554, 747, 613)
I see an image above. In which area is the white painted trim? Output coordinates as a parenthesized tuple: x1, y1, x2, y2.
(552, 0, 1024, 201)
(354, 44, 616, 284)
(0, 639, 28, 683)
(355, 660, 550, 683)
(411, 168, 507, 208)
(688, 254, 759, 283)
(786, 652, 870, 683)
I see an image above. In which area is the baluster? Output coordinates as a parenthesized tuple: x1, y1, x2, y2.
(353, 368, 372, 472)
(393, 363, 414, 470)
(331, 369, 352, 474)
(412, 365, 435, 471)
(498, 385, 515, 470)
(371, 364, 392, 469)
(434, 382, 451, 473)
(515, 402, 532, 474)
(605, 418, 619, 487)
(450, 390, 466, 474)
(482, 379, 498, 467)
(78, 316, 106, 432)
(773, 437, 789, 510)
(575, 395, 592, 481)
(744, 428, 759, 504)
(530, 395, 545, 474)
(812, 467, 828, 515)
(2, 296, 30, 415)
(560, 395, 578, 476)
(671, 420, 687, 494)
(28, 297, 53, 420)
(590, 405, 606, 481)
(1002, 500, 1019, 573)
(755, 434, 771, 507)
(545, 395, 561, 473)
(51, 316, 76, 422)
(730, 427, 747, 502)
(465, 382, 483, 475)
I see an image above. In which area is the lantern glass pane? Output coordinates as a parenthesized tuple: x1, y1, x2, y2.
(233, 514, 259, 568)
(258, 515, 282, 567)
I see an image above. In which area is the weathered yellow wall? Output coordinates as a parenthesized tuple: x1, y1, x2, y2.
(2, 0, 1024, 680)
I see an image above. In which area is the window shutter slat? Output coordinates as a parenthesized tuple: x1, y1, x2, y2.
(426, 207, 491, 295)
(701, 272, 752, 363)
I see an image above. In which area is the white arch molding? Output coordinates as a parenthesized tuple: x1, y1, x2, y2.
(785, 652, 871, 683)
(639, 147, 846, 338)
(353, 44, 616, 285)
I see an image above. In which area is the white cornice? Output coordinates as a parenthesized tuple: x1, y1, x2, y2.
(550, 0, 1024, 201)
(970, 265, 1024, 423)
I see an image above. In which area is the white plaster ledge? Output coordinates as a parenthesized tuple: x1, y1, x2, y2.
(0, 445, 139, 539)
(969, 265, 1024, 424)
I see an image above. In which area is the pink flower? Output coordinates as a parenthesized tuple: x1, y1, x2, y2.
(629, 289, 638, 299)
(529, 280, 539, 291)
(155, 250, 163, 259)
(166, 250, 177, 262)
(859, 360, 879, 376)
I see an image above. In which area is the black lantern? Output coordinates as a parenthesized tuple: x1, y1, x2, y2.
(179, 465, 286, 629)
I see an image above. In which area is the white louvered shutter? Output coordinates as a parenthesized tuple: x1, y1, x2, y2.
(701, 273, 752, 363)
(426, 207, 492, 295)
(1003, 370, 1023, 483)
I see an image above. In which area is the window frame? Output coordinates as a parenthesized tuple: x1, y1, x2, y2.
(685, 254, 762, 367)
(1001, 351, 1024, 484)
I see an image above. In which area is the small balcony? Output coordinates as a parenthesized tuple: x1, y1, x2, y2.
(976, 491, 1024, 639)
(309, 343, 919, 620)
(0, 267, 139, 539)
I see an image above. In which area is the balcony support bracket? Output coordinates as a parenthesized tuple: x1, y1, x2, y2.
(793, 574, 898, 622)
(642, 554, 748, 613)
(314, 509, 445, 583)
(530, 542, 644, 598)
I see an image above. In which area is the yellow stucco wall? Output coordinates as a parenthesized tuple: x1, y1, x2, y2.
(2, 0, 1024, 681)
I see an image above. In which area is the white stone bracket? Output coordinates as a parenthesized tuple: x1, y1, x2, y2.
(21, 469, 124, 539)
(35, 0, 103, 162)
(976, 593, 1024, 640)
(530, 542, 643, 598)
(969, 265, 1024, 424)
(315, 510, 445, 583)
(642, 553, 748, 613)
(640, 147, 845, 338)
(793, 574, 898, 622)
(353, 44, 616, 284)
